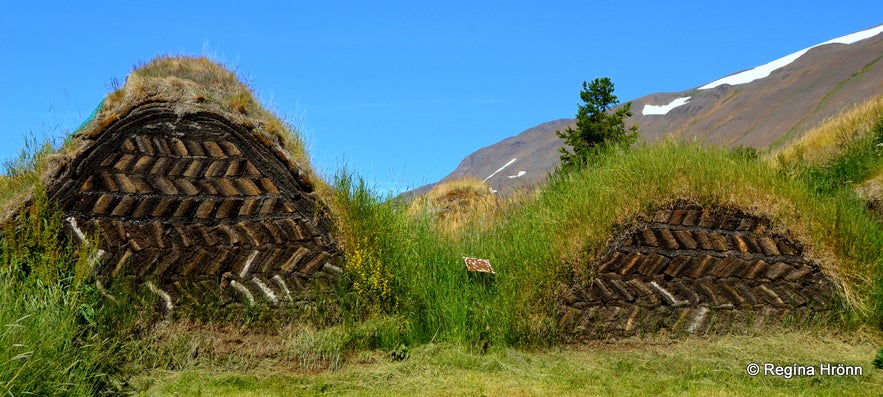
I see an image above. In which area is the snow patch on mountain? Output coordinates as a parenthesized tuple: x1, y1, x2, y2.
(700, 24, 883, 90)
(483, 158, 517, 182)
(642, 97, 691, 115)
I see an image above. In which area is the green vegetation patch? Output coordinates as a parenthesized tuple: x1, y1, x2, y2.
(0, 181, 123, 395)
(331, 140, 883, 349)
(133, 330, 883, 396)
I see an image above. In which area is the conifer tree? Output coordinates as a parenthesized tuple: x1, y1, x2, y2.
(557, 77, 638, 170)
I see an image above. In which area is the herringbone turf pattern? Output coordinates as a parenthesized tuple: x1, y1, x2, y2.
(558, 202, 837, 338)
(47, 102, 340, 306)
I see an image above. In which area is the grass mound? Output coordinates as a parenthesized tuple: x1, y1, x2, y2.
(100, 56, 313, 171)
(407, 177, 499, 233)
(858, 174, 883, 217)
(1, 55, 321, 224)
(0, 55, 331, 395)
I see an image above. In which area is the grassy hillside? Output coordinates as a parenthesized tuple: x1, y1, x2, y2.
(2, 77, 883, 394)
(329, 139, 883, 347)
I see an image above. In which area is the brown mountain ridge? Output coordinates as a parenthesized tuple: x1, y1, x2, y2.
(416, 24, 883, 196)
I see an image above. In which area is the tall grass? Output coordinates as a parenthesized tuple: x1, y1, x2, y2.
(0, 272, 112, 395)
(769, 97, 883, 323)
(0, 139, 141, 395)
(775, 95, 883, 167)
(331, 142, 883, 350)
(788, 116, 883, 195)
(774, 95, 883, 194)
(0, 191, 116, 395)
(332, 171, 527, 348)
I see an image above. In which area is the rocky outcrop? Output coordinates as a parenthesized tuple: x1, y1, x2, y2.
(558, 201, 838, 340)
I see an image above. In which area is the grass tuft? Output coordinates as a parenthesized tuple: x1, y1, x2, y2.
(0, 172, 127, 395)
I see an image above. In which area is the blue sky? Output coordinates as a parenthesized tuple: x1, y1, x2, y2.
(2, 1, 882, 194)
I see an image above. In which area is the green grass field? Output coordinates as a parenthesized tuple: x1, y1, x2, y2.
(132, 331, 883, 396)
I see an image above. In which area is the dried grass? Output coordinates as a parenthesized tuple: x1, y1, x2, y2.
(407, 177, 501, 234)
(94, 56, 313, 173)
(772, 95, 883, 167)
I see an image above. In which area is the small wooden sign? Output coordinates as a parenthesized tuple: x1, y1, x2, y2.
(463, 257, 495, 274)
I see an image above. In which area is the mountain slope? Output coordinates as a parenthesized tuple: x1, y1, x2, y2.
(431, 24, 883, 194)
